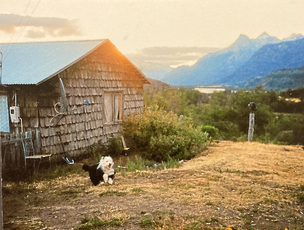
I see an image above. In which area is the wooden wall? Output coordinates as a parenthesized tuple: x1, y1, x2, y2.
(7, 40, 148, 157)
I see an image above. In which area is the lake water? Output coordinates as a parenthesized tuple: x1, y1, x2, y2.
(194, 87, 226, 94)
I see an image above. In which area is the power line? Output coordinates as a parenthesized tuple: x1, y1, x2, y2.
(3, 0, 42, 61)
(2, 0, 32, 58)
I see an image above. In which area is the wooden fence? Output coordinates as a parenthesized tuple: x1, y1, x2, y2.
(1, 130, 41, 178)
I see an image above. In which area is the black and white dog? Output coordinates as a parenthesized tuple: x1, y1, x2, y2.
(82, 156, 115, 186)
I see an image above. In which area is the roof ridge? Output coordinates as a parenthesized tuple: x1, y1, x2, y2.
(0, 39, 107, 45)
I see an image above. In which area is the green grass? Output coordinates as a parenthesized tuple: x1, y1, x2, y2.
(99, 189, 127, 197)
(139, 215, 154, 228)
(185, 220, 202, 230)
(57, 189, 80, 199)
(78, 217, 104, 230)
(296, 192, 304, 204)
(139, 215, 162, 228)
(116, 155, 181, 174)
(263, 197, 278, 204)
(107, 218, 123, 227)
(78, 216, 124, 229)
(176, 183, 196, 189)
(125, 156, 146, 172)
(205, 201, 214, 206)
(236, 170, 249, 178)
(28, 164, 83, 182)
(23, 150, 182, 185)
(132, 187, 142, 193)
(185, 214, 195, 219)
(160, 157, 181, 169)
(211, 217, 219, 222)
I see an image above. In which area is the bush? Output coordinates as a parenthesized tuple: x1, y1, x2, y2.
(293, 120, 304, 145)
(122, 108, 208, 162)
(84, 140, 107, 162)
(276, 130, 294, 144)
(106, 137, 123, 157)
(83, 137, 123, 162)
(200, 125, 219, 140)
(125, 156, 146, 171)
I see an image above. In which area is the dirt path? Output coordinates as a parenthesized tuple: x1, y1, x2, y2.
(3, 141, 304, 229)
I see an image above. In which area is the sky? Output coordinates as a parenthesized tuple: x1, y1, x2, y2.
(1, 0, 304, 70)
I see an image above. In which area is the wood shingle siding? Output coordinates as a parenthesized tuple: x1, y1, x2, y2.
(1, 40, 149, 163)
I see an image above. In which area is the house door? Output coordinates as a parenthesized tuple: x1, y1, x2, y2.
(0, 95, 10, 132)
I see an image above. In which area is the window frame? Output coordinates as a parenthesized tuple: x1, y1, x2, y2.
(0, 94, 10, 132)
(103, 90, 123, 124)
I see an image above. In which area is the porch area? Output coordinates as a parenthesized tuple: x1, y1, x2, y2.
(1, 130, 44, 178)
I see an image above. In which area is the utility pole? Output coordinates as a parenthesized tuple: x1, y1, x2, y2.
(248, 102, 258, 142)
(248, 112, 255, 142)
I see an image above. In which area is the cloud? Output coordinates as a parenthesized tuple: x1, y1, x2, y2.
(126, 46, 221, 69)
(140, 47, 220, 57)
(0, 13, 81, 38)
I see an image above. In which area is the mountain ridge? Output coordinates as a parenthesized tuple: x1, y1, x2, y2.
(240, 65, 304, 91)
(161, 33, 281, 85)
(222, 37, 304, 84)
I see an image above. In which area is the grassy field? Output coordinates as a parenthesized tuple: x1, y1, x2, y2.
(3, 141, 304, 230)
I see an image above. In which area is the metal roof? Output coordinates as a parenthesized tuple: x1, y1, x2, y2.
(0, 39, 107, 85)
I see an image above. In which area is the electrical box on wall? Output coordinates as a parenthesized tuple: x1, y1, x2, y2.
(10, 106, 20, 123)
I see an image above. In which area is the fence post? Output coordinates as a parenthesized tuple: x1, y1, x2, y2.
(35, 129, 41, 154)
(248, 112, 255, 142)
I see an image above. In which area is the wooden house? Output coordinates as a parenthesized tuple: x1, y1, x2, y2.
(0, 39, 150, 162)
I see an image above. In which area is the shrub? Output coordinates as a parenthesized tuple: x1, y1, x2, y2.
(83, 137, 123, 161)
(293, 122, 304, 145)
(276, 130, 294, 144)
(78, 217, 104, 230)
(160, 156, 181, 169)
(106, 137, 123, 157)
(200, 125, 219, 140)
(125, 156, 146, 171)
(122, 108, 208, 162)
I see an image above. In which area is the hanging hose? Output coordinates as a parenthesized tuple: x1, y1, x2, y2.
(56, 132, 74, 164)
(19, 117, 23, 134)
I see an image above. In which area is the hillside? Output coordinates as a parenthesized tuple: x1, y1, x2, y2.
(144, 78, 171, 93)
(3, 141, 304, 229)
(161, 34, 304, 87)
(126, 47, 221, 81)
(161, 33, 280, 85)
(223, 38, 304, 84)
(241, 66, 304, 91)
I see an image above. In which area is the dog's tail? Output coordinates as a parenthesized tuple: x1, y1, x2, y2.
(82, 164, 90, 171)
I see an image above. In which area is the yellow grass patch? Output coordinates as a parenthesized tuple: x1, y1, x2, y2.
(3, 141, 304, 229)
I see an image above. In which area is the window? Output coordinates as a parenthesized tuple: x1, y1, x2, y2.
(0, 95, 10, 132)
(104, 92, 123, 123)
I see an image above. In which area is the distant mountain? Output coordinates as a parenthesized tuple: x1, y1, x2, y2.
(240, 66, 304, 91)
(222, 38, 304, 84)
(125, 46, 220, 80)
(141, 68, 172, 81)
(283, 33, 304, 41)
(161, 33, 280, 85)
(144, 78, 171, 94)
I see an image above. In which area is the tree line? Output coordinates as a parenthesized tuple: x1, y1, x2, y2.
(143, 85, 304, 145)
